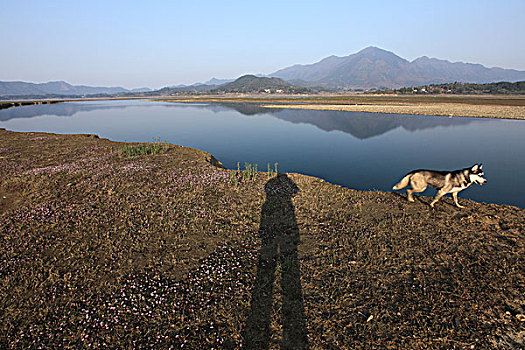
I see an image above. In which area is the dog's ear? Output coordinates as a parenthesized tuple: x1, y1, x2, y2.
(479, 163, 483, 170)
(471, 164, 480, 172)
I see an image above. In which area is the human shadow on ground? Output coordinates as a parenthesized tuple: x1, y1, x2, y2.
(242, 174, 308, 349)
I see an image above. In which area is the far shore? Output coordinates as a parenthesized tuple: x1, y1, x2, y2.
(2, 94, 525, 120)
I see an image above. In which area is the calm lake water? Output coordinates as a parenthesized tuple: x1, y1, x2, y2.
(1, 100, 524, 208)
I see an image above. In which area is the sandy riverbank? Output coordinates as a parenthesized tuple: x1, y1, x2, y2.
(162, 94, 525, 120)
(261, 102, 525, 119)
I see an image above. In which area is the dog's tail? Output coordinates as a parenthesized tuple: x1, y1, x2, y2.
(393, 174, 411, 190)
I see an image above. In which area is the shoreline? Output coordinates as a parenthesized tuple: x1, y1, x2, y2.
(0, 127, 521, 209)
(1, 127, 522, 209)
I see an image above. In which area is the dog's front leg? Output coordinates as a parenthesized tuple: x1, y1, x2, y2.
(452, 192, 464, 208)
(430, 189, 447, 208)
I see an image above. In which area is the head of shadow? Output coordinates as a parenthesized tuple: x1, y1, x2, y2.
(242, 174, 308, 349)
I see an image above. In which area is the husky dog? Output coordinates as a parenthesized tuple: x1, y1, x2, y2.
(393, 164, 487, 208)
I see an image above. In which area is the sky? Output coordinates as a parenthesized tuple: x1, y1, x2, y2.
(2, 0, 525, 89)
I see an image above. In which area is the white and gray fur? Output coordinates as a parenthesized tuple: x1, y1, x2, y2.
(393, 164, 487, 208)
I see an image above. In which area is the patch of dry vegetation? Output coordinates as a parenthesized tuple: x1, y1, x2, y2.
(0, 129, 523, 349)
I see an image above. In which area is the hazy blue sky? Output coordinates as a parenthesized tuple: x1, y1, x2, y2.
(2, 0, 524, 89)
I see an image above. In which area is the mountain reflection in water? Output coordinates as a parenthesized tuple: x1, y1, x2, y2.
(0, 102, 128, 121)
(1, 101, 473, 140)
(189, 102, 474, 139)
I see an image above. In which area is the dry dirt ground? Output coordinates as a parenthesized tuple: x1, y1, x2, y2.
(0, 129, 523, 349)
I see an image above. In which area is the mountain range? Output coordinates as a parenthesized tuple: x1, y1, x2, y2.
(2, 47, 525, 96)
(270, 47, 525, 89)
(0, 81, 151, 97)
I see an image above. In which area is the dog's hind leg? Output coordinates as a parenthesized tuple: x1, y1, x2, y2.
(407, 175, 426, 202)
(452, 192, 464, 208)
(407, 187, 426, 202)
(406, 189, 416, 202)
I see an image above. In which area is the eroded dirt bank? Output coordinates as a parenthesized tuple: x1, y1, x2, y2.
(0, 129, 523, 349)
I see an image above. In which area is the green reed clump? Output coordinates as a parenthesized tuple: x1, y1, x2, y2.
(230, 162, 264, 185)
(243, 162, 258, 181)
(119, 137, 169, 156)
(267, 162, 278, 178)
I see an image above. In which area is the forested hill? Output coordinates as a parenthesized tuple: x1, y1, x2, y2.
(211, 75, 311, 94)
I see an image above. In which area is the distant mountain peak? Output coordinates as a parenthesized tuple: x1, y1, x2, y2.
(204, 77, 234, 85)
(358, 46, 387, 53)
(412, 56, 445, 63)
(354, 46, 407, 61)
(236, 74, 258, 80)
